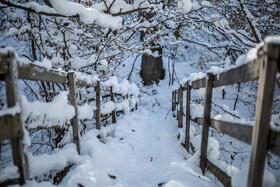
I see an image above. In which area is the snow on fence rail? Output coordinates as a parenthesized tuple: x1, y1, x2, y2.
(0, 51, 138, 186)
(172, 41, 280, 187)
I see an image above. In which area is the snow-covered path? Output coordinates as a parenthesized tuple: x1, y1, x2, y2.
(59, 84, 216, 187)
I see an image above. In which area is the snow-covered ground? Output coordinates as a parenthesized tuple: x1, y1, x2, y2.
(60, 86, 215, 187)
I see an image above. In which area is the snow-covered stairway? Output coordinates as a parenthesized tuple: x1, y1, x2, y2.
(57, 85, 216, 187)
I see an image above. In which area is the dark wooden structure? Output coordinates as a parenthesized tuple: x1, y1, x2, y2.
(140, 51, 165, 85)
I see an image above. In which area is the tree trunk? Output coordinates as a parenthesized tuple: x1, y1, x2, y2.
(140, 47, 165, 86)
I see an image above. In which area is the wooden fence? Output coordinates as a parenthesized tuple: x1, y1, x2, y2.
(172, 42, 280, 187)
(0, 51, 137, 185)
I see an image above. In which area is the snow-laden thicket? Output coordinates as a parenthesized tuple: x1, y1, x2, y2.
(0, 0, 280, 186)
(0, 49, 140, 184)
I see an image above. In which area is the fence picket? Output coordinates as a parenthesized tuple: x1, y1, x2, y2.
(200, 73, 213, 175)
(185, 81, 191, 152)
(110, 87, 117, 124)
(68, 72, 80, 154)
(247, 43, 279, 187)
(95, 81, 101, 130)
(4, 52, 27, 184)
(178, 86, 183, 128)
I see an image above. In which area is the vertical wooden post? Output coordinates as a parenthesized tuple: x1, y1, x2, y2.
(200, 73, 213, 175)
(4, 52, 26, 184)
(95, 81, 101, 130)
(67, 72, 80, 154)
(172, 91, 176, 111)
(247, 43, 279, 187)
(110, 87, 117, 124)
(185, 81, 191, 152)
(178, 86, 183, 128)
(176, 90, 179, 120)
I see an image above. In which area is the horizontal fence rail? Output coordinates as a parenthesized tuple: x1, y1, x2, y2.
(173, 41, 280, 187)
(191, 57, 262, 89)
(193, 118, 280, 156)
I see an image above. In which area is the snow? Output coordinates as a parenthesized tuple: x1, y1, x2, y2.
(5, 27, 19, 37)
(20, 92, 75, 129)
(207, 66, 224, 80)
(201, 1, 212, 7)
(49, 0, 122, 29)
(219, 19, 229, 28)
(0, 166, 19, 182)
(213, 114, 254, 126)
(28, 144, 82, 178)
(34, 58, 52, 70)
(0, 103, 21, 117)
(101, 101, 116, 114)
(191, 135, 220, 161)
(78, 104, 94, 119)
(231, 164, 277, 187)
(23, 2, 55, 13)
(71, 55, 97, 69)
(59, 94, 215, 187)
(181, 72, 206, 86)
(265, 35, 280, 44)
(178, 0, 192, 14)
(102, 77, 139, 98)
(75, 72, 99, 86)
(190, 104, 204, 119)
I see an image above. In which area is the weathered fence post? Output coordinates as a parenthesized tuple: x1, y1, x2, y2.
(4, 52, 27, 184)
(176, 90, 179, 120)
(200, 73, 214, 175)
(247, 43, 279, 187)
(95, 81, 101, 130)
(67, 72, 80, 154)
(185, 81, 191, 152)
(110, 87, 117, 123)
(178, 86, 183, 128)
(172, 90, 176, 111)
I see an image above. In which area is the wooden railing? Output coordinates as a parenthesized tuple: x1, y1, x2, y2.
(0, 51, 138, 185)
(172, 42, 280, 187)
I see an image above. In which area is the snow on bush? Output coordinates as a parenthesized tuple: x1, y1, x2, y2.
(101, 101, 116, 114)
(75, 72, 99, 86)
(0, 166, 19, 183)
(20, 92, 75, 129)
(178, 0, 192, 13)
(49, 0, 122, 29)
(115, 100, 130, 114)
(191, 135, 220, 161)
(78, 104, 94, 119)
(190, 104, 204, 119)
(28, 144, 82, 178)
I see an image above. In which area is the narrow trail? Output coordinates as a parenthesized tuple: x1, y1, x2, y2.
(61, 83, 216, 187)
